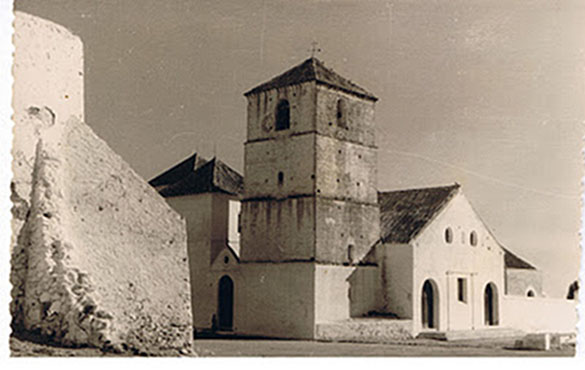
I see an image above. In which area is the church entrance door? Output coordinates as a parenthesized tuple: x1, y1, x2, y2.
(484, 282, 499, 326)
(422, 279, 439, 329)
(218, 275, 234, 330)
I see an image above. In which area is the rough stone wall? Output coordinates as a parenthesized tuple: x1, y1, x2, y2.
(244, 134, 316, 199)
(242, 82, 379, 264)
(11, 11, 84, 252)
(314, 199, 380, 264)
(240, 197, 315, 262)
(315, 135, 377, 204)
(315, 85, 376, 147)
(506, 268, 544, 297)
(246, 82, 316, 142)
(10, 118, 193, 354)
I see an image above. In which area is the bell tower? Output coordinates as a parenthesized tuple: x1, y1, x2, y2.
(240, 57, 380, 265)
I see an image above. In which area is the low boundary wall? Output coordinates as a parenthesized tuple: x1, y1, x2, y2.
(501, 295, 577, 334)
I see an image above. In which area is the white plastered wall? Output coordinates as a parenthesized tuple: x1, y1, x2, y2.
(234, 263, 315, 339)
(501, 296, 577, 334)
(314, 264, 379, 324)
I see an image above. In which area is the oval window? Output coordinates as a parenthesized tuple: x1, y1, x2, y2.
(445, 227, 453, 244)
(470, 231, 478, 246)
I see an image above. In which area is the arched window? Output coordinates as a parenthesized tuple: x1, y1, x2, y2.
(527, 290, 535, 298)
(275, 99, 290, 131)
(470, 231, 478, 246)
(445, 227, 453, 244)
(277, 171, 284, 186)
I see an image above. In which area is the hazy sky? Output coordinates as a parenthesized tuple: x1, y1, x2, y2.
(15, 0, 584, 297)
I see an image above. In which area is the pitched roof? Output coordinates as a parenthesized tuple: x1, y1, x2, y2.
(149, 152, 206, 191)
(244, 57, 377, 101)
(502, 247, 537, 270)
(378, 184, 460, 243)
(155, 157, 243, 198)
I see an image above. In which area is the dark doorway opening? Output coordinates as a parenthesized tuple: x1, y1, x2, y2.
(218, 275, 234, 331)
(422, 279, 439, 329)
(484, 282, 499, 326)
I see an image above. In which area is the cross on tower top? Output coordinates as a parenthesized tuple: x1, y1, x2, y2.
(308, 41, 322, 58)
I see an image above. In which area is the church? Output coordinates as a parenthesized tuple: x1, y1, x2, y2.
(150, 57, 574, 341)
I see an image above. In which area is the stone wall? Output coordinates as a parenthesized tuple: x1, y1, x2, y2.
(11, 13, 192, 354)
(240, 197, 315, 262)
(11, 11, 84, 253)
(315, 85, 376, 147)
(314, 198, 380, 264)
(10, 118, 193, 354)
(246, 82, 316, 142)
(244, 134, 316, 199)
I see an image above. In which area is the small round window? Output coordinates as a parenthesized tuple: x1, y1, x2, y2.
(445, 227, 453, 244)
(470, 231, 478, 246)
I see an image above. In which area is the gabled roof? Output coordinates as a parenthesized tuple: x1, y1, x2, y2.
(502, 247, 537, 270)
(155, 157, 243, 198)
(244, 57, 377, 101)
(378, 184, 460, 243)
(149, 152, 206, 191)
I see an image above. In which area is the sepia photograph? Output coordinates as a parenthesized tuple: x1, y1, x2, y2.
(2, 0, 583, 358)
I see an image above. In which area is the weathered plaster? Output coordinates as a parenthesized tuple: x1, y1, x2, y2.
(10, 118, 192, 353)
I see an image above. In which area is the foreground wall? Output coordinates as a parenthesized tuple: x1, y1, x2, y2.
(11, 11, 84, 252)
(10, 118, 193, 354)
(11, 12, 192, 354)
(501, 296, 577, 334)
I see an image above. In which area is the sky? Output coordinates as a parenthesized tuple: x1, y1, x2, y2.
(14, 0, 584, 297)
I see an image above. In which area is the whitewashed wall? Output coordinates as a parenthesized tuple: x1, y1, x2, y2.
(501, 296, 577, 334)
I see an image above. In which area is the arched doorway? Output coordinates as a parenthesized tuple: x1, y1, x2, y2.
(218, 275, 234, 331)
(421, 279, 439, 329)
(484, 282, 499, 326)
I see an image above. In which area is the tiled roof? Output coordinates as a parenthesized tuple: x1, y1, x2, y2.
(244, 57, 377, 101)
(502, 247, 536, 270)
(378, 184, 460, 243)
(154, 157, 243, 197)
(149, 152, 206, 191)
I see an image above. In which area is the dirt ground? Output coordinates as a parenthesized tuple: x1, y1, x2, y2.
(9, 333, 575, 357)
